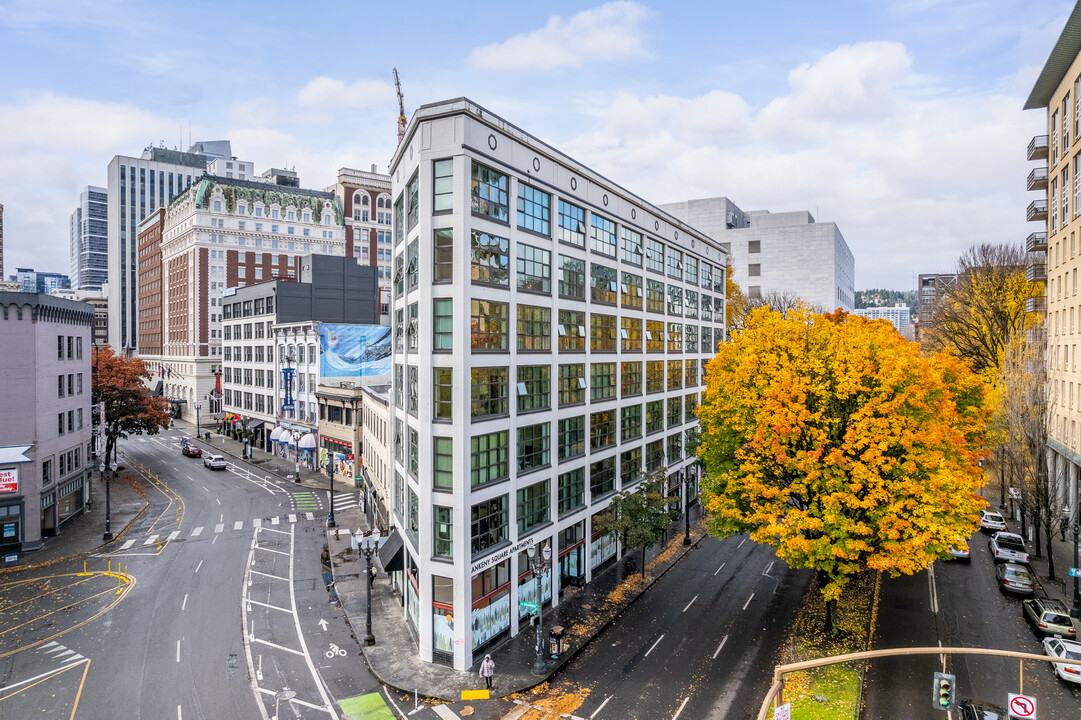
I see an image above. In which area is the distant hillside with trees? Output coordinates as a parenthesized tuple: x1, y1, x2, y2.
(855, 289, 917, 315)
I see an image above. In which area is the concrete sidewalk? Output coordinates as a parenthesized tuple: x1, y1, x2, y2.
(327, 505, 709, 702)
(2, 465, 148, 573)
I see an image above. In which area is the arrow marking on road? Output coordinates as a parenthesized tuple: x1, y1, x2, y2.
(644, 634, 665, 658)
(743, 593, 755, 611)
(317, 619, 328, 631)
(683, 594, 698, 613)
(713, 634, 728, 659)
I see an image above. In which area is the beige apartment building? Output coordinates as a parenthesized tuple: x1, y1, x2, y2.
(1026, 4, 1081, 510)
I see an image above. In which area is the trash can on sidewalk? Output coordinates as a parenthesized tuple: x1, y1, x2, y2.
(550, 625, 565, 657)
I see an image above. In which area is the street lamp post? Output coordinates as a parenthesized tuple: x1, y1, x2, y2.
(195, 401, 202, 440)
(358, 532, 378, 646)
(526, 543, 552, 675)
(326, 460, 336, 528)
(683, 472, 692, 546)
(102, 460, 117, 541)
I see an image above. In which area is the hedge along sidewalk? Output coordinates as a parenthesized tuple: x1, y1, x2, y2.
(773, 569, 882, 720)
(329, 509, 710, 701)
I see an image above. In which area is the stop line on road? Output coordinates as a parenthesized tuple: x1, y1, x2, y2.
(114, 512, 318, 550)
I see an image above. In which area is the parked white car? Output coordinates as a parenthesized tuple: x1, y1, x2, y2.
(203, 454, 227, 470)
(1044, 637, 1081, 684)
(979, 509, 1007, 533)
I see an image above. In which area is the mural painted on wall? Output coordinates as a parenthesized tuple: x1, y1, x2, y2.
(318, 324, 392, 379)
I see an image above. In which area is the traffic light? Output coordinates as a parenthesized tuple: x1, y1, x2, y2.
(933, 672, 955, 711)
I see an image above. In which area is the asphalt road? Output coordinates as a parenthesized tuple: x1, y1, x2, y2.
(481, 534, 812, 720)
(0, 429, 379, 719)
(864, 527, 1081, 719)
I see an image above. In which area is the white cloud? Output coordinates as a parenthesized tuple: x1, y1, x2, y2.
(297, 77, 396, 112)
(560, 41, 1040, 289)
(468, 1, 651, 72)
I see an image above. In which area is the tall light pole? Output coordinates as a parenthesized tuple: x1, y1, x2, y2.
(102, 460, 117, 541)
(526, 543, 552, 675)
(195, 401, 202, 440)
(326, 460, 336, 528)
(358, 532, 378, 645)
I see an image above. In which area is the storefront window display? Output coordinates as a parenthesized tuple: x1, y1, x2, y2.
(470, 560, 511, 652)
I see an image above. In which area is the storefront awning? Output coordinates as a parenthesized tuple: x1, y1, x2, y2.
(378, 529, 404, 573)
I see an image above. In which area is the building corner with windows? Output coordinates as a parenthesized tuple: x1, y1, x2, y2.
(385, 98, 727, 670)
(1025, 3, 1080, 514)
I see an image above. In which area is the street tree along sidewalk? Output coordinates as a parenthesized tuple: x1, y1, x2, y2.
(697, 306, 988, 634)
(91, 346, 171, 464)
(592, 469, 678, 577)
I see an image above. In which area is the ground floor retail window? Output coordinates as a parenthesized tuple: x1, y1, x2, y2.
(0, 503, 22, 548)
(471, 560, 511, 652)
(517, 548, 553, 619)
(432, 575, 454, 663)
(590, 509, 617, 570)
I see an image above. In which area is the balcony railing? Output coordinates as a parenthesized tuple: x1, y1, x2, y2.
(1025, 296, 1046, 314)
(1026, 259, 1047, 283)
(1026, 231, 1048, 252)
(1027, 199, 1048, 222)
(1027, 166, 1049, 191)
(1028, 135, 1049, 161)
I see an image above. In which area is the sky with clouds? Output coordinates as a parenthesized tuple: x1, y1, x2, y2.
(0, 0, 1073, 290)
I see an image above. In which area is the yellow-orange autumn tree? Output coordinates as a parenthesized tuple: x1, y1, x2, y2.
(698, 306, 987, 631)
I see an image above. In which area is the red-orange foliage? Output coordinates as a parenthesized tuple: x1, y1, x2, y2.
(91, 346, 170, 463)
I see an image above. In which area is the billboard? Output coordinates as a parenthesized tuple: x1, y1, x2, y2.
(0, 469, 18, 493)
(318, 324, 391, 379)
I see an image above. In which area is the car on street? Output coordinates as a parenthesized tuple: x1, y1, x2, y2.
(1023, 597, 1077, 638)
(979, 509, 1007, 533)
(182, 444, 202, 458)
(995, 562, 1036, 596)
(203, 454, 227, 470)
(1043, 637, 1081, 684)
(958, 699, 1009, 719)
(988, 531, 1029, 564)
(947, 539, 970, 561)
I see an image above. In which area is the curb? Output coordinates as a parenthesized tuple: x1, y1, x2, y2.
(338, 526, 709, 701)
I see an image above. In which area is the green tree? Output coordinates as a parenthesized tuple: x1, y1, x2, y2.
(593, 470, 678, 576)
(92, 346, 171, 464)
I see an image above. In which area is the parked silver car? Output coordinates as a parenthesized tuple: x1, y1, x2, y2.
(995, 562, 1035, 596)
(988, 532, 1029, 564)
(1023, 597, 1077, 638)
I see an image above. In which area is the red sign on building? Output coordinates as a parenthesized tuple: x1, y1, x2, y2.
(0, 469, 19, 493)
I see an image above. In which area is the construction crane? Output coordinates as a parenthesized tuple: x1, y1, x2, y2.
(393, 68, 407, 146)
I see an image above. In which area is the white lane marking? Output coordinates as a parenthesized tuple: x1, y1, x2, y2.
(54, 650, 74, 659)
(187, 477, 194, 482)
(234, 521, 243, 531)
(433, 706, 460, 720)
(219, 514, 223, 523)
(255, 545, 290, 557)
(247, 598, 292, 614)
(737, 538, 746, 549)
(216, 498, 221, 505)
(763, 561, 774, 576)
(288, 514, 297, 523)
(644, 634, 665, 658)
(211, 535, 218, 545)
(671, 697, 690, 720)
(252, 518, 262, 528)
(683, 594, 699, 613)
(743, 593, 755, 611)
(305, 512, 315, 520)
(167, 531, 180, 541)
(590, 696, 611, 719)
(928, 564, 939, 614)
(40, 642, 58, 650)
(202, 486, 207, 491)
(713, 634, 728, 659)
(271, 516, 280, 525)
(0, 659, 88, 692)
(176, 639, 181, 663)
(194, 560, 203, 573)
(249, 569, 289, 582)
(182, 594, 188, 611)
(191, 527, 203, 537)
(178, 705, 182, 720)
(714, 562, 725, 576)
(260, 526, 290, 536)
(214, 524, 224, 533)
(120, 540, 136, 550)
(144, 535, 159, 546)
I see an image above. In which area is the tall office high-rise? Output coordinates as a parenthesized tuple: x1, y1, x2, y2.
(69, 186, 108, 291)
(106, 144, 221, 353)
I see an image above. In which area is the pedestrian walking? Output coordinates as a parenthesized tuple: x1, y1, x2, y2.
(479, 654, 495, 691)
(369, 566, 377, 588)
(1061, 514, 1071, 542)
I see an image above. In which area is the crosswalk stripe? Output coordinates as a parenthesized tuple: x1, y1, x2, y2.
(214, 524, 224, 533)
(271, 517, 279, 525)
(234, 521, 243, 531)
(305, 512, 314, 520)
(191, 527, 203, 537)
(253, 518, 262, 528)
(120, 540, 136, 550)
(288, 514, 297, 523)
(144, 535, 158, 546)
(167, 531, 180, 541)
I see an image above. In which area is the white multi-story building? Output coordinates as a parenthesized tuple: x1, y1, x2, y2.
(386, 98, 727, 669)
(660, 197, 855, 312)
(360, 384, 391, 528)
(70, 185, 109, 291)
(853, 305, 912, 334)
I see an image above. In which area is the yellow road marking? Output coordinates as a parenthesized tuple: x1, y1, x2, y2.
(69, 658, 90, 719)
(0, 575, 100, 613)
(0, 658, 88, 702)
